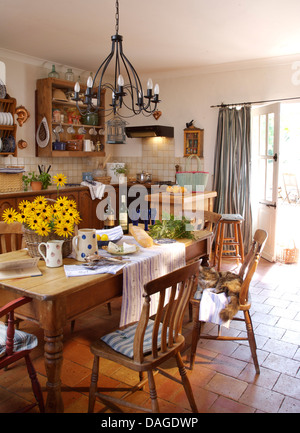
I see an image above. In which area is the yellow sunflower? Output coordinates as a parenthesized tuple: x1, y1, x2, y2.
(27, 215, 43, 231)
(18, 200, 31, 212)
(33, 196, 48, 207)
(54, 220, 74, 238)
(2, 208, 18, 224)
(35, 220, 51, 237)
(53, 173, 67, 188)
(16, 213, 27, 224)
(55, 196, 69, 210)
(66, 209, 81, 225)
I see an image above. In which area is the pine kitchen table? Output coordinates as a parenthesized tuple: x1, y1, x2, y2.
(0, 233, 212, 413)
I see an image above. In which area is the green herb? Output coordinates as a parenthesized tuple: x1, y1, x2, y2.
(148, 214, 195, 240)
(22, 171, 52, 191)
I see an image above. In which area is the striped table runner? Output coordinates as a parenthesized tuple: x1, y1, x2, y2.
(120, 236, 186, 327)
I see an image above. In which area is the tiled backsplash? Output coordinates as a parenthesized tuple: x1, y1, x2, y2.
(2, 138, 204, 185)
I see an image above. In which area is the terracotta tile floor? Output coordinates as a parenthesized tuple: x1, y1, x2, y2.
(1, 257, 300, 413)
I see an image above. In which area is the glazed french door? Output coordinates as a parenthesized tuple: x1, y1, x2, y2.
(251, 103, 280, 262)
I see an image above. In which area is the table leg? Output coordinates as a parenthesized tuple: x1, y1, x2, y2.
(44, 329, 64, 413)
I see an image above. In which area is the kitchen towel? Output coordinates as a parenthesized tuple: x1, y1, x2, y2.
(120, 236, 186, 327)
(81, 181, 106, 200)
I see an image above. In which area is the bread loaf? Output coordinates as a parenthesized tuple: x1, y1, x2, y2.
(129, 225, 154, 248)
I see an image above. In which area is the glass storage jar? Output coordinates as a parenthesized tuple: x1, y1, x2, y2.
(65, 68, 74, 81)
(48, 65, 59, 78)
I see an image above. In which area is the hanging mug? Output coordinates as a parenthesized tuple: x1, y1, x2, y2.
(72, 228, 98, 261)
(38, 240, 64, 268)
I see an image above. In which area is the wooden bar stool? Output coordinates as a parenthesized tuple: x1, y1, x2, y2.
(213, 214, 244, 270)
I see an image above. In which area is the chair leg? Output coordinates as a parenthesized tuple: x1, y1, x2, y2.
(176, 353, 198, 413)
(88, 355, 99, 413)
(147, 370, 160, 413)
(25, 354, 45, 413)
(190, 303, 201, 370)
(244, 310, 260, 374)
(217, 222, 225, 271)
(237, 222, 244, 262)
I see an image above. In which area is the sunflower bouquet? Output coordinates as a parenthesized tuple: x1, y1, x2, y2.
(1, 173, 81, 258)
(2, 195, 81, 238)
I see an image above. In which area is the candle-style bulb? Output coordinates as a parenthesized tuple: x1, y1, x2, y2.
(118, 74, 124, 87)
(87, 76, 93, 88)
(74, 82, 80, 93)
(154, 84, 159, 95)
(147, 78, 153, 90)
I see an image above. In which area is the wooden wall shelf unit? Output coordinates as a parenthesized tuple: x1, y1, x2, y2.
(0, 97, 17, 157)
(184, 125, 203, 157)
(36, 78, 106, 157)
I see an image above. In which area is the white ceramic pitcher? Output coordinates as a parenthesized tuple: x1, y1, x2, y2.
(38, 240, 64, 268)
(72, 228, 98, 261)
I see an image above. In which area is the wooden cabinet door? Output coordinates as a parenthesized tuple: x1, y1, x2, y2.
(0, 197, 17, 218)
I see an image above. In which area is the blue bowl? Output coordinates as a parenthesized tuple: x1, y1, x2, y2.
(97, 236, 122, 249)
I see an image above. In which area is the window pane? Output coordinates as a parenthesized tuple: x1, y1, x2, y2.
(260, 114, 266, 155)
(258, 159, 266, 200)
(266, 159, 273, 201)
(268, 113, 274, 156)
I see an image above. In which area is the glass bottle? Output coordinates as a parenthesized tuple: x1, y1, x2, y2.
(48, 65, 59, 78)
(119, 195, 128, 234)
(65, 68, 74, 81)
(104, 197, 115, 229)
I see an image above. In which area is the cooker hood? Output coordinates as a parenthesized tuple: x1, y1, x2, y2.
(125, 125, 174, 138)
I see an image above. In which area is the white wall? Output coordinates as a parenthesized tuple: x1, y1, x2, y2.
(1, 49, 300, 188)
(113, 56, 300, 188)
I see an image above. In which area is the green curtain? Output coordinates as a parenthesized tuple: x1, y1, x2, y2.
(213, 105, 252, 252)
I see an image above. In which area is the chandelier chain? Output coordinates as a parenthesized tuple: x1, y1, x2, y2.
(115, 0, 119, 35)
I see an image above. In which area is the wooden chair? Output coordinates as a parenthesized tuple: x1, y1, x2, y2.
(282, 173, 300, 204)
(0, 221, 25, 329)
(0, 297, 44, 412)
(190, 229, 268, 374)
(189, 210, 221, 320)
(0, 221, 24, 254)
(88, 261, 200, 413)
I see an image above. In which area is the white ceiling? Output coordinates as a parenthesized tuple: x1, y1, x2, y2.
(1, 0, 300, 76)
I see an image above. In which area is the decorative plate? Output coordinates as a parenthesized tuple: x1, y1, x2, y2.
(103, 244, 139, 255)
(0, 79, 6, 99)
(36, 116, 50, 148)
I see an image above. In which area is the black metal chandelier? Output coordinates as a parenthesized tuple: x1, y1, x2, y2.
(72, 0, 160, 118)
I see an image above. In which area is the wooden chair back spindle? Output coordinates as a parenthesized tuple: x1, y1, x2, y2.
(133, 261, 199, 364)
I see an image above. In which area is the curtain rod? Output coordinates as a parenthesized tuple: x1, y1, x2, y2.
(210, 96, 300, 108)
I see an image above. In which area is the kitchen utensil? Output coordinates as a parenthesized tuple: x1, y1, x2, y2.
(72, 229, 98, 261)
(55, 124, 64, 134)
(52, 141, 66, 150)
(83, 139, 92, 151)
(89, 127, 97, 135)
(67, 125, 75, 134)
(38, 240, 64, 268)
(78, 126, 87, 134)
(136, 171, 152, 183)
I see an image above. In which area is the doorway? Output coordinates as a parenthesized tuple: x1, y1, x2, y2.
(251, 102, 300, 264)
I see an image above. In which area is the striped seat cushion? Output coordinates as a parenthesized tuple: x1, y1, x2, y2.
(0, 322, 38, 357)
(101, 319, 166, 359)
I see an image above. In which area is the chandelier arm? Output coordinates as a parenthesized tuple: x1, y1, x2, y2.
(120, 51, 144, 113)
(95, 51, 115, 108)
